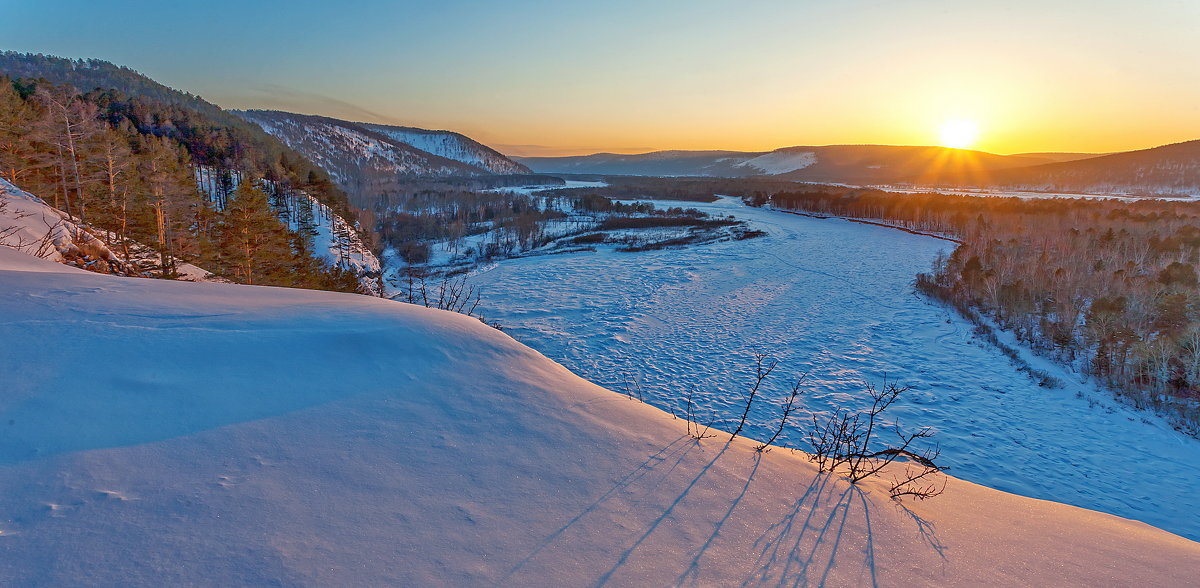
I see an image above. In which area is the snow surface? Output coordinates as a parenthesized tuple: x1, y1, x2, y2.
(0, 178, 120, 264)
(469, 197, 1200, 541)
(485, 179, 608, 196)
(736, 151, 818, 175)
(0, 247, 1196, 585)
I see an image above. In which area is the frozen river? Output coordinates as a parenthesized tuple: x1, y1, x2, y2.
(470, 197, 1200, 541)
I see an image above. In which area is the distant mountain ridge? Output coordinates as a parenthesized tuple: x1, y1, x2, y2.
(517, 145, 1096, 181)
(985, 140, 1200, 195)
(519, 142, 1200, 195)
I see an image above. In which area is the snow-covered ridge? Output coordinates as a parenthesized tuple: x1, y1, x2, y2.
(235, 111, 532, 187)
(0, 248, 1196, 585)
(361, 124, 531, 175)
(735, 150, 818, 174)
(236, 111, 479, 183)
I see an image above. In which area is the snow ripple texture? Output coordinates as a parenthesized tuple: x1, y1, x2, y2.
(472, 197, 1200, 541)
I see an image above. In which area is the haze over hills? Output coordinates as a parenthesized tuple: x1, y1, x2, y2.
(519, 141, 1200, 195)
(984, 140, 1200, 194)
(517, 145, 1087, 181)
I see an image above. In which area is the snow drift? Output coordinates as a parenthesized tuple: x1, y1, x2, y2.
(0, 249, 1196, 586)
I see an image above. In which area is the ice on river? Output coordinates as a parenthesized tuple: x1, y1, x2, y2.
(471, 196, 1200, 541)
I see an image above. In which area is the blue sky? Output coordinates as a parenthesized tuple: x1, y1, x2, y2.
(5, 0, 1199, 155)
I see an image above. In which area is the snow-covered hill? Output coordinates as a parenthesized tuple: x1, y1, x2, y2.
(361, 123, 531, 175)
(235, 111, 533, 198)
(0, 248, 1196, 585)
(236, 110, 484, 186)
(986, 139, 1200, 196)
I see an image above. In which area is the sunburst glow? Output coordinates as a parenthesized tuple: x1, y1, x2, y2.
(939, 119, 979, 149)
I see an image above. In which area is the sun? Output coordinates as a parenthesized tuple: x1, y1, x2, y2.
(938, 119, 979, 149)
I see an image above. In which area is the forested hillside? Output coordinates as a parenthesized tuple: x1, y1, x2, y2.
(236, 110, 542, 210)
(0, 53, 364, 291)
(985, 140, 1200, 195)
(0, 52, 356, 219)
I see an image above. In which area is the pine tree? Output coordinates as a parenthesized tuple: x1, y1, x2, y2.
(0, 77, 42, 186)
(218, 180, 292, 285)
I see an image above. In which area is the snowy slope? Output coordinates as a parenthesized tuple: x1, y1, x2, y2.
(0, 178, 126, 268)
(0, 248, 1197, 585)
(298, 191, 382, 294)
(361, 123, 531, 174)
(470, 197, 1200, 541)
(235, 110, 485, 185)
(0, 178, 212, 280)
(735, 149, 818, 174)
(194, 167, 382, 295)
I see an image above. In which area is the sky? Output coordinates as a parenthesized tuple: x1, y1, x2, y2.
(5, 0, 1200, 156)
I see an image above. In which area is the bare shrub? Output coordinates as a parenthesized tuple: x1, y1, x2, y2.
(730, 353, 777, 441)
(755, 373, 806, 452)
(397, 272, 511, 331)
(806, 379, 946, 499)
(685, 385, 718, 440)
(400, 273, 482, 316)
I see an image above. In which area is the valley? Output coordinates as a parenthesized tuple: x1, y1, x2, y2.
(2, 34, 1200, 585)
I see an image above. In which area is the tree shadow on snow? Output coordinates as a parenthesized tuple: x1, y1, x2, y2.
(592, 438, 737, 587)
(504, 434, 946, 587)
(740, 472, 946, 587)
(502, 434, 696, 582)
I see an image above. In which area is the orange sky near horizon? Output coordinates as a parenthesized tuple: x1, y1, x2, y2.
(12, 0, 1200, 157)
